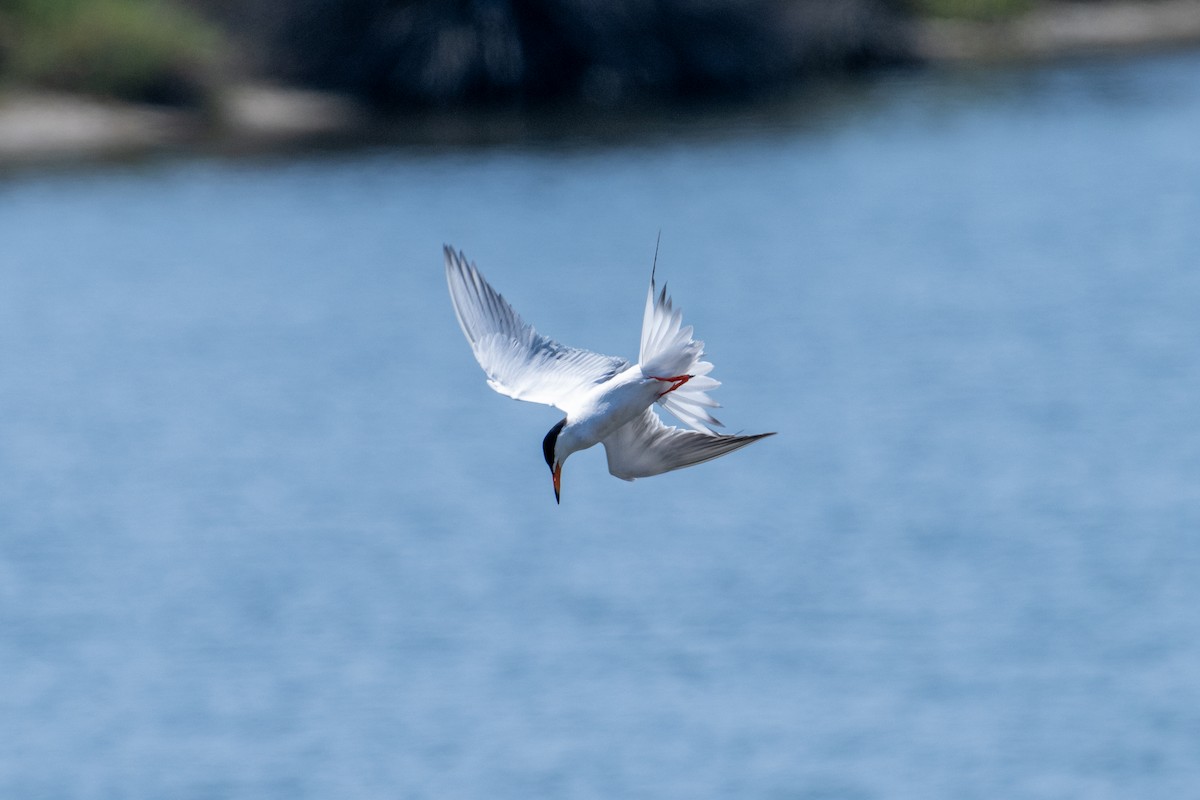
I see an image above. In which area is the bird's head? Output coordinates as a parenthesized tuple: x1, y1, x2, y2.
(542, 418, 568, 504)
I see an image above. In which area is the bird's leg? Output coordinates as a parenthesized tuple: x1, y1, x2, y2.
(652, 374, 692, 397)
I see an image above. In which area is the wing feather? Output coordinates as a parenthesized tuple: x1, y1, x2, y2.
(602, 407, 774, 481)
(445, 247, 628, 409)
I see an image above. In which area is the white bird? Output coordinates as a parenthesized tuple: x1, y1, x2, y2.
(444, 244, 774, 503)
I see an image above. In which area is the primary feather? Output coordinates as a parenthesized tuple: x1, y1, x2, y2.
(603, 407, 774, 480)
(445, 246, 628, 409)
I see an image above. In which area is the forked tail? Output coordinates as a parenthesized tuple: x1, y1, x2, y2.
(638, 264, 723, 433)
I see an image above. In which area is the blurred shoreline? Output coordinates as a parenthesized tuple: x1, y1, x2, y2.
(2, 0, 1199, 171)
(914, 0, 1200, 61)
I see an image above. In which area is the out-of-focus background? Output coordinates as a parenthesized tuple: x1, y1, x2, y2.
(3, 2, 1200, 799)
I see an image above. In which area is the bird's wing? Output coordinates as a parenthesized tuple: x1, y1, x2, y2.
(445, 246, 629, 409)
(602, 407, 775, 481)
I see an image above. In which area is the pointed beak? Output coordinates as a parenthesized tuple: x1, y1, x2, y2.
(552, 462, 562, 504)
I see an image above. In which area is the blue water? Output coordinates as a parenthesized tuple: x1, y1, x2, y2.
(2, 51, 1200, 799)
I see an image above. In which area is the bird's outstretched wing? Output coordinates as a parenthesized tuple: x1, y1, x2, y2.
(445, 246, 628, 409)
(602, 407, 775, 481)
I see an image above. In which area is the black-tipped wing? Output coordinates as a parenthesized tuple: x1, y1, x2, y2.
(602, 407, 775, 481)
(445, 246, 629, 409)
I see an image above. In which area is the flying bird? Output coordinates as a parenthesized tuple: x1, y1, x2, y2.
(444, 245, 774, 503)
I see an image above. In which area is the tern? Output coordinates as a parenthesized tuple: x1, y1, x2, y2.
(444, 245, 775, 503)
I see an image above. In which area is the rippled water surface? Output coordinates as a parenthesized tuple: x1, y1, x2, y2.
(2, 51, 1199, 799)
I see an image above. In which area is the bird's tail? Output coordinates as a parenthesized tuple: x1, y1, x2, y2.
(638, 274, 723, 433)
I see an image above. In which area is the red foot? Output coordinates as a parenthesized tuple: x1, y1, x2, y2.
(652, 374, 692, 397)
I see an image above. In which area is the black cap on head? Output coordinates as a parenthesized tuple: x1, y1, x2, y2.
(542, 418, 566, 470)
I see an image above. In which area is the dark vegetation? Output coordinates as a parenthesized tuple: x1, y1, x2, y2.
(0, 0, 219, 104)
(196, 0, 910, 108)
(0, 0, 1160, 109)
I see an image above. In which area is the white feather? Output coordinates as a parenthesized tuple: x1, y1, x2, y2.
(444, 244, 773, 500)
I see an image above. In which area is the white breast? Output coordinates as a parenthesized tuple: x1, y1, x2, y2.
(559, 366, 661, 452)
